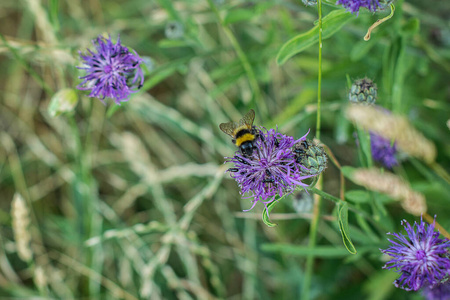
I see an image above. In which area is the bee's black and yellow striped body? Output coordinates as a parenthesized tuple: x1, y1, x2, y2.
(219, 109, 260, 157)
(234, 126, 255, 147)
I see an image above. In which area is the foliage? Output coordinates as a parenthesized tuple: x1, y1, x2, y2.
(0, 0, 449, 299)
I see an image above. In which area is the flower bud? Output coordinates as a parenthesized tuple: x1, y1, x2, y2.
(294, 139, 327, 176)
(349, 77, 377, 105)
(48, 88, 78, 117)
(302, 0, 317, 6)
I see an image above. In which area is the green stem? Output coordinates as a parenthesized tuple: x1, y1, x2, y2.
(304, 186, 385, 231)
(315, 5, 322, 140)
(206, 0, 268, 119)
(302, 177, 322, 300)
(303, 2, 323, 297)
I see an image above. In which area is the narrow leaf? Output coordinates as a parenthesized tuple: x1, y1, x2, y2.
(277, 9, 355, 65)
(341, 166, 356, 180)
(338, 202, 357, 254)
(262, 200, 279, 227)
(345, 190, 370, 203)
(356, 126, 373, 167)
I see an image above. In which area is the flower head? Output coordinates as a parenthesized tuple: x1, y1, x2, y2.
(370, 131, 398, 168)
(336, 0, 381, 14)
(422, 279, 450, 300)
(226, 128, 314, 213)
(380, 218, 450, 291)
(77, 35, 144, 105)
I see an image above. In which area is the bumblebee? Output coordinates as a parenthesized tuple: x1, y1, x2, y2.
(219, 109, 260, 156)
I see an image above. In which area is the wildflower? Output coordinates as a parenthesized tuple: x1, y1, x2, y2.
(370, 131, 398, 168)
(380, 218, 450, 291)
(226, 128, 314, 213)
(336, 0, 382, 14)
(422, 279, 450, 300)
(77, 35, 144, 105)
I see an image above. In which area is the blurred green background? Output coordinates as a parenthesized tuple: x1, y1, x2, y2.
(0, 0, 449, 299)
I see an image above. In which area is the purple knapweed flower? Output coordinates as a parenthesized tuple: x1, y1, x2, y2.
(422, 279, 450, 300)
(225, 128, 314, 214)
(336, 0, 381, 14)
(77, 35, 144, 105)
(370, 131, 398, 169)
(380, 218, 450, 291)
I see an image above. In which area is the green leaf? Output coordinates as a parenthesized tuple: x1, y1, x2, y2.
(356, 127, 373, 167)
(338, 202, 357, 254)
(262, 200, 279, 227)
(261, 244, 355, 257)
(345, 190, 370, 203)
(276, 9, 355, 65)
(341, 166, 356, 180)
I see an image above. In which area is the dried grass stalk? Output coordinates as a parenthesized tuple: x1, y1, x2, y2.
(346, 105, 436, 163)
(352, 168, 427, 216)
(11, 193, 33, 261)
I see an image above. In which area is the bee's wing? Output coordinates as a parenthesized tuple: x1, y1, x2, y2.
(239, 109, 255, 128)
(219, 121, 238, 138)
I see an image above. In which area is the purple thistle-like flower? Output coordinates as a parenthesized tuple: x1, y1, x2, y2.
(336, 0, 381, 14)
(380, 218, 450, 291)
(77, 35, 144, 105)
(422, 280, 450, 300)
(370, 131, 398, 169)
(225, 128, 314, 214)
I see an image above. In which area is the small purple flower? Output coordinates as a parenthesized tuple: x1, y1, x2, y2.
(225, 128, 314, 214)
(422, 280, 450, 300)
(336, 0, 381, 14)
(77, 35, 144, 105)
(380, 218, 450, 291)
(370, 131, 398, 169)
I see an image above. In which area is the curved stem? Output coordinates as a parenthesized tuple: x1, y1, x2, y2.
(364, 4, 395, 41)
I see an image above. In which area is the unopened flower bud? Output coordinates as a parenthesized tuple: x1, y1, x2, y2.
(48, 88, 78, 117)
(349, 77, 377, 105)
